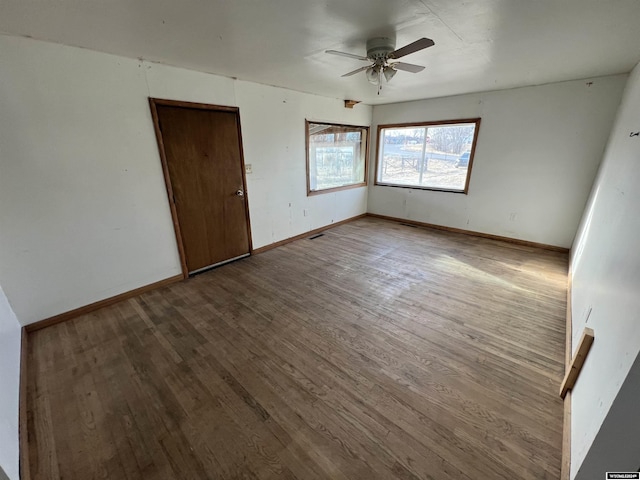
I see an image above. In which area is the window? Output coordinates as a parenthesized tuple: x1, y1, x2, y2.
(375, 118, 480, 194)
(306, 121, 369, 195)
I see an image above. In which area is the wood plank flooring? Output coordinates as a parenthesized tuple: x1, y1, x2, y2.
(26, 217, 568, 479)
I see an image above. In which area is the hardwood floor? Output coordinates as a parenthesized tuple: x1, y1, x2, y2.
(26, 217, 568, 479)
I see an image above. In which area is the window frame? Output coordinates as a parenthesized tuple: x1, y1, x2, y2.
(374, 117, 481, 194)
(305, 120, 370, 196)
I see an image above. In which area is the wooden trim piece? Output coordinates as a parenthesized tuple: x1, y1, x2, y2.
(149, 98, 190, 278)
(305, 120, 370, 196)
(366, 213, 569, 253)
(252, 214, 367, 255)
(307, 182, 368, 196)
(235, 109, 254, 253)
(19, 328, 31, 480)
(373, 117, 481, 195)
(560, 307, 590, 480)
(565, 271, 573, 368)
(560, 328, 595, 398)
(463, 119, 481, 194)
(561, 391, 571, 480)
(372, 183, 467, 195)
(149, 98, 240, 113)
(305, 120, 310, 196)
(25, 274, 183, 333)
(561, 268, 573, 480)
(373, 117, 483, 130)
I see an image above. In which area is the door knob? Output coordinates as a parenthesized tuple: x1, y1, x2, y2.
(236, 189, 244, 197)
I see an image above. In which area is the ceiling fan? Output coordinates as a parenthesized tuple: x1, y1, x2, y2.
(326, 37, 435, 94)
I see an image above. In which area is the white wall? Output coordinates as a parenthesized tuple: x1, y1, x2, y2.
(0, 34, 371, 326)
(369, 76, 627, 248)
(0, 36, 183, 326)
(0, 286, 21, 480)
(570, 62, 640, 479)
(235, 81, 369, 248)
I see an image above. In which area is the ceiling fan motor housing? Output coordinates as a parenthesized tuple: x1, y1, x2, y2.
(366, 37, 395, 62)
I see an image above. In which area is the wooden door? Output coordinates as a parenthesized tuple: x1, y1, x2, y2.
(152, 100, 251, 275)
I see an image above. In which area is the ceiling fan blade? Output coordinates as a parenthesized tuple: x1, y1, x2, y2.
(392, 62, 425, 73)
(389, 38, 434, 59)
(341, 65, 370, 77)
(326, 50, 369, 61)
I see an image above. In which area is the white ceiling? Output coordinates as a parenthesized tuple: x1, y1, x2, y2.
(2, 0, 640, 105)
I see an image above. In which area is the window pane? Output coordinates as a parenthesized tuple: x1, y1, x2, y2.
(307, 122, 368, 194)
(376, 121, 478, 193)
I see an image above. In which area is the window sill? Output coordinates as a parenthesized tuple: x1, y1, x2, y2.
(308, 182, 367, 196)
(374, 182, 468, 194)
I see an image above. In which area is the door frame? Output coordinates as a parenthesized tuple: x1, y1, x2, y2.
(149, 98, 253, 279)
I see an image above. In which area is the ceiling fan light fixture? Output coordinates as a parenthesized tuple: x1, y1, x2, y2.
(327, 36, 434, 93)
(383, 65, 397, 82)
(366, 66, 380, 85)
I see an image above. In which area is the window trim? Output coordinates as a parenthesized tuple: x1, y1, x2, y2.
(374, 117, 481, 195)
(306, 120, 370, 196)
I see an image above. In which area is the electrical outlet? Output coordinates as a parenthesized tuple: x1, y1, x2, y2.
(245, 164, 252, 174)
(509, 212, 517, 221)
(303, 209, 309, 217)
